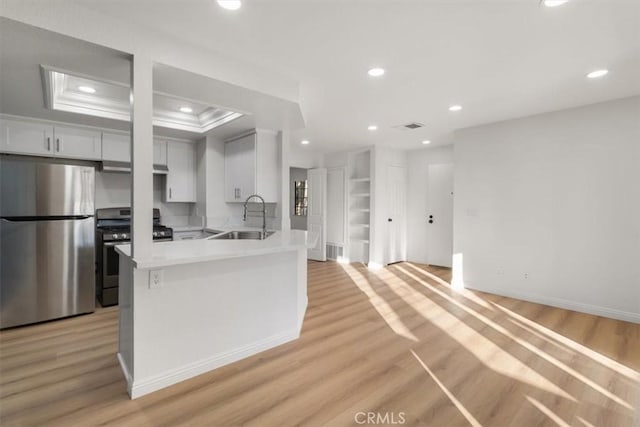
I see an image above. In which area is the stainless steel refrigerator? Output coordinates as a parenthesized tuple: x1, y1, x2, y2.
(0, 155, 96, 329)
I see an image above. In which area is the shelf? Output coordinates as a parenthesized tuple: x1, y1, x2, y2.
(350, 223, 370, 228)
(350, 177, 371, 182)
(351, 193, 370, 197)
(352, 208, 370, 212)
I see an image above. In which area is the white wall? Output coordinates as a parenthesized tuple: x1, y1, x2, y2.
(290, 167, 308, 230)
(324, 150, 348, 169)
(406, 146, 454, 263)
(453, 96, 640, 323)
(290, 144, 323, 169)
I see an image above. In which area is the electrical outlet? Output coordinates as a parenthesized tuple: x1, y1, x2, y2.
(149, 269, 164, 289)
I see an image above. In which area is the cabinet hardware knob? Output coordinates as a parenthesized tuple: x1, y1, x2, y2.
(388, 218, 392, 222)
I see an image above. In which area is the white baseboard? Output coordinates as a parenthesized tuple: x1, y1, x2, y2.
(130, 328, 300, 399)
(465, 284, 640, 324)
(117, 352, 133, 396)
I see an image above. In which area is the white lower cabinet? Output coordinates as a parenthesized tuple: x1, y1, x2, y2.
(165, 141, 196, 203)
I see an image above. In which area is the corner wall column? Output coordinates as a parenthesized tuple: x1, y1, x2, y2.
(279, 129, 291, 231)
(130, 54, 154, 258)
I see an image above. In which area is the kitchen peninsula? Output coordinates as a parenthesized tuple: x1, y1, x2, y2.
(115, 229, 317, 398)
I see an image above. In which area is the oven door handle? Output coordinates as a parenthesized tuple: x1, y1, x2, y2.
(103, 240, 171, 246)
(103, 242, 125, 247)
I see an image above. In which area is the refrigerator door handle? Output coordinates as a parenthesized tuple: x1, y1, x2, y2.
(1, 215, 93, 222)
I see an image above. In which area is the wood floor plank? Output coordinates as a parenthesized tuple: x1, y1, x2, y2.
(0, 261, 638, 426)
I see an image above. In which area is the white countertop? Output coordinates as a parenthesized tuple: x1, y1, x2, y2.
(115, 230, 318, 269)
(171, 225, 204, 233)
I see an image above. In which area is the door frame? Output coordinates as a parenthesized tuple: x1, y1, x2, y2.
(386, 165, 407, 265)
(307, 168, 327, 261)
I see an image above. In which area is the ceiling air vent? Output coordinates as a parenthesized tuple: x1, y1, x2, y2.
(392, 122, 425, 130)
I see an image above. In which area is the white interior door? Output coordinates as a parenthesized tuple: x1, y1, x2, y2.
(307, 168, 327, 261)
(427, 164, 454, 267)
(387, 166, 407, 264)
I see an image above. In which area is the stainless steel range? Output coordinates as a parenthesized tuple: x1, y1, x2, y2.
(95, 207, 173, 306)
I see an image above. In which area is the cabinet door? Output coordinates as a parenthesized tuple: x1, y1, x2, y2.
(153, 140, 168, 166)
(54, 126, 102, 160)
(166, 141, 196, 203)
(0, 118, 54, 156)
(102, 132, 131, 162)
(224, 134, 256, 202)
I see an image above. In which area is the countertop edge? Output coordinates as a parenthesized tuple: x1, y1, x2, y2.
(115, 230, 318, 270)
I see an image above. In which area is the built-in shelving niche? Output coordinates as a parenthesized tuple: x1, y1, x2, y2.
(347, 150, 372, 263)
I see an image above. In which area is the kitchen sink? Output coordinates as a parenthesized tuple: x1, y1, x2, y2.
(208, 230, 274, 240)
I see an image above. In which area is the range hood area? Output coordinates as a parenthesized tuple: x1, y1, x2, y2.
(100, 161, 169, 175)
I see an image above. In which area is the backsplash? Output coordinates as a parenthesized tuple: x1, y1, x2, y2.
(207, 203, 278, 230)
(95, 172, 278, 230)
(95, 171, 199, 226)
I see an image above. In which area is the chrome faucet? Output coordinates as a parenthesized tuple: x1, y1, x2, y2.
(243, 194, 267, 236)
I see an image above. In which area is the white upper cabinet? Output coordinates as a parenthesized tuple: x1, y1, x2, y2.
(225, 133, 256, 202)
(102, 134, 169, 167)
(224, 130, 278, 203)
(0, 117, 101, 160)
(0, 118, 54, 156)
(165, 141, 196, 203)
(153, 139, 168, 166)
(52, 126, 102, 160)
(102, 132, 130, 162)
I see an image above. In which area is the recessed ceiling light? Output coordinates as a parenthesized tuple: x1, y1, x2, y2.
(301, 140, 310, 145)
(78, 85, 96, 94)
(422, 140, 431, 145)
(542, 0, 569, 7)
(586, 69, 609, 79)
(449, 105, 462, 112)
(368, 68, 385, 77)
(217, 0, 241, 10)
(179, 106, 193, 113)
(368, 125, 378, 131)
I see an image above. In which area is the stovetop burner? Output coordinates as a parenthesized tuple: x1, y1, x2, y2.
(96, 207, 173, 242)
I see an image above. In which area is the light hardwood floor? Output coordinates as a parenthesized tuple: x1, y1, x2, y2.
(1, 261, 638, 426)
